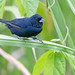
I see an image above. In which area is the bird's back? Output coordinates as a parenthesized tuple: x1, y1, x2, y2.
(10, 18, 31, 28)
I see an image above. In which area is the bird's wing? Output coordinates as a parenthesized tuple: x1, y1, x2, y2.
(7, 18, 29, 29)
(7, 22, 22, 29)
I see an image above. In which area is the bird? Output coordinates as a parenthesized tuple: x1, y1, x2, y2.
(0, 14, 45, 42)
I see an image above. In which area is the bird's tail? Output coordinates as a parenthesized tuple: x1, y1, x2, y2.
(0, 19, 9, 24)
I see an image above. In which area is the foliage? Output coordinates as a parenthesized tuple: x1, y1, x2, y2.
(0, 0, 75, 75)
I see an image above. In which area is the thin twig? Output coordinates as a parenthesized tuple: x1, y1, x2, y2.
(50, 0, 55, 8)
(0, 48, 31, 75)
(32, 47, 37, 62)
(63, 26, 69, 44)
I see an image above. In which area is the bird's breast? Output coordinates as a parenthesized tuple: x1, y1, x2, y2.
(10, 25, 42, 37)
(24, 26, 42, 37)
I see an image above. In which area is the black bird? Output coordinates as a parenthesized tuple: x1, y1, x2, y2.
(0, 14, 45, 42)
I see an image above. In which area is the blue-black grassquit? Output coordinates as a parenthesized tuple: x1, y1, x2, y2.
(0, 14, 45, 42)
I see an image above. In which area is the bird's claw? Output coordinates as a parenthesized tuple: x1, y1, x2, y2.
(31, 36, 43, 43)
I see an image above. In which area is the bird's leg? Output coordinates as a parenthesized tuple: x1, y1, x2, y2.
(32, 36, 43, 43)
(14, 34, 25, 41)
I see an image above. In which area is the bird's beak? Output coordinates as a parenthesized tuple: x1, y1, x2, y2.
(39, 18, 45, 22)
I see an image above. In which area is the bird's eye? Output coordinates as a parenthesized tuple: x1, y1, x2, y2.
(38, 18, 41, 20)
(36, 18, 41, 21)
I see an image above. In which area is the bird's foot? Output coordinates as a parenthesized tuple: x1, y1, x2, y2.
(31, 36, 43, 43)
(14, 35, 25, 42)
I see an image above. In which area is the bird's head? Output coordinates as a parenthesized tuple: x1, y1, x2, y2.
(30, 14, 45, 28)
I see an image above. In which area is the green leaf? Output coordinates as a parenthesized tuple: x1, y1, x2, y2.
(48, 0, 74, 48)
(48, 0, 66, 42)
(15, 0, 26, 16)
(63, 52, 75, 69)
(32, 51, 66, 75)
(36, 2, 54, 41)
(58, 0, 75, 48)
(0, 35, 74, 52)
(0, 0, 6, 18)
(32, 50, 52, 75)
(15, 0, 39, 16)
(67, 0, 75, 15)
